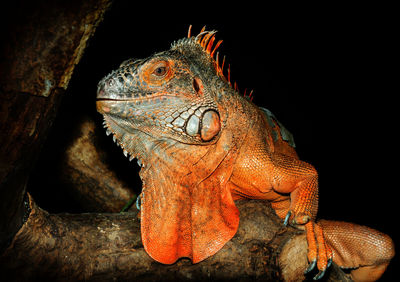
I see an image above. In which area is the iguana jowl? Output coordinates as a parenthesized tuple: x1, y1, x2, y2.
(96, 27, 394, 281)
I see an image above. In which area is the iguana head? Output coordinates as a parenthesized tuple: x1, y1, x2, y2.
(97, 27, 234, 165)
(96, 27, 248, 264)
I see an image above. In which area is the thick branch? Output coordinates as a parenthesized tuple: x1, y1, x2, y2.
(0, 194, 350, 281)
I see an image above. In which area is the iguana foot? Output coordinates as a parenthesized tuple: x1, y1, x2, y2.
(284, 212, 333, 280)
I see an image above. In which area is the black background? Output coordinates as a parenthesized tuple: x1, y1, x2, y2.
(27, 4, 397, 280)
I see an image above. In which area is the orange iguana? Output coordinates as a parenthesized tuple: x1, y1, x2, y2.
(96, 27, 394, 281)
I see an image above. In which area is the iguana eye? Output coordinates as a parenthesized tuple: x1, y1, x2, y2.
(141, 59, 174, 86)
(153, 66, 167, 77)
(151, 61, 169, 78)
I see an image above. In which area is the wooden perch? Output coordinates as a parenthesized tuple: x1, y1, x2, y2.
(0, 194, 351, 281)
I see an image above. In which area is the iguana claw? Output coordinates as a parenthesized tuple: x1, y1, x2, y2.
(313, 269, 326, 280)
(327, 258, 332, 269)
(305, 257, 330, 280)
(310, 258, 332, 280)
(283, 211, 291, 226)
(304, 259, 317, 274)
(136, 193, 142, 210)
(312, 258, 332, 280)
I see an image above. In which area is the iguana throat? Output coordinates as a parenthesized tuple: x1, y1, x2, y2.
(96, 28, 245, 264)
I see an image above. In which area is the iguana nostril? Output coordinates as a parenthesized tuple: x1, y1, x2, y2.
(106, 78, 114, 87)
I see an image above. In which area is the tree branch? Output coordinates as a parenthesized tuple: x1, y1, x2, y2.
(1, 194, 351, 281)
(0, 194, 330, 280)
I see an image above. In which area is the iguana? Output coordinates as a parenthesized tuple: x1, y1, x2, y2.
(96, 26, 394, 281)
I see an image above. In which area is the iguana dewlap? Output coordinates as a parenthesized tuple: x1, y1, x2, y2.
(96, 27, 394, 281)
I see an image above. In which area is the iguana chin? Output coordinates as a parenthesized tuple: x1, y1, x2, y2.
(96, 27, 394, 281)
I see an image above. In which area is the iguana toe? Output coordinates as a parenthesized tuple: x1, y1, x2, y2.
(304, 221, 333, 280)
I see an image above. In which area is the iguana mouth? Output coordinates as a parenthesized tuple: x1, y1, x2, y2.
(96, 100, 113, 114)
(96, 98, 132, 102)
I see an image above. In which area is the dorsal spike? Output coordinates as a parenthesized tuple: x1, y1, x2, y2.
(199, 33, 207, 46)
(201, 32, 214, 49)
(215, 52, 223, 79)
(206, 35, 216, 53)
(195, 30, 209, 44)
(221, 56, 226, 74)
(227, 64, 231, 84)
(188, 25, 192, 38)
(249, 90, 254, 101)
(178, 27, 236, 88)
(215, 51, 220, 70)
(211, 40, 223, 57)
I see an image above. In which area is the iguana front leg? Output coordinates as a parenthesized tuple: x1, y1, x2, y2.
(230, 149, 333, 279)
(231, 144, 394, 280)
(268, 152, 333, 279)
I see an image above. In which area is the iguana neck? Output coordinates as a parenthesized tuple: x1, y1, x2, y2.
(138, 84, 255, 188)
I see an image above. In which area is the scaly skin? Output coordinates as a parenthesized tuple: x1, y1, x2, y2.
(96, 27, 394, 281)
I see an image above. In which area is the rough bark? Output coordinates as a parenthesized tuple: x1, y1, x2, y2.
(0, 0, 112, 97)
(0, 194, 351, 281)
